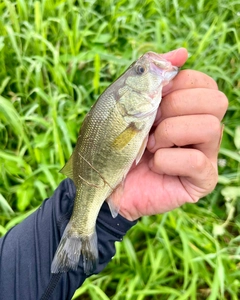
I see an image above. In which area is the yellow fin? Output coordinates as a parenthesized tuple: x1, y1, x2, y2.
(112, 123, 139, 150)
(59, 155, 73, 180)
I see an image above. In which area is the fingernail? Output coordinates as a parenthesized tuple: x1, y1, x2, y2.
(147, 134, 155, 149)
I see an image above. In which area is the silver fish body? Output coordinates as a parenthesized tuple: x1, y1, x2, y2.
(51, 52, 178, 274)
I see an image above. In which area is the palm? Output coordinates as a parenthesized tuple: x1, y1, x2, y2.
(122, 150, 200, 220)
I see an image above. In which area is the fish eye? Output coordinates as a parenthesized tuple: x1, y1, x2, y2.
(135, 65, 145, 75)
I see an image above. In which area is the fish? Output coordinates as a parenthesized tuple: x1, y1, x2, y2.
(51, 51, 178, 275)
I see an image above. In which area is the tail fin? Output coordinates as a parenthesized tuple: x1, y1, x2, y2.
(51, 221, 98, 275)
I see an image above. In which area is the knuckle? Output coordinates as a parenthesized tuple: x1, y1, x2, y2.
(218, 91, 229, 115)
(189, 150, 207, 173)
(205, 116, 222, 143)
(189, 196, 200, 204)
(207, 77, 218, 90)
(209, 115, 222, 135)
(206, 165, 218, 192)
(200, 72, 218, 90)
(210, 176, 218, 192)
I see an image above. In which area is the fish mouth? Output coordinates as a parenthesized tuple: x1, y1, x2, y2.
(145, 51, 179, 82)
(140, 52, 179, 102)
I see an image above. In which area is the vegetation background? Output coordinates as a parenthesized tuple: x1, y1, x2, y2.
(0, 0, 239, 299)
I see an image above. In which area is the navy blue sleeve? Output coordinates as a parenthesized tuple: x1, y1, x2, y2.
(0, 179, 137, 300)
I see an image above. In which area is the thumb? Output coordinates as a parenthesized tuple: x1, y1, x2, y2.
(162, 48, 188, 67)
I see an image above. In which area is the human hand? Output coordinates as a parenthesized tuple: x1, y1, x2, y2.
(118, 48, 228, 221)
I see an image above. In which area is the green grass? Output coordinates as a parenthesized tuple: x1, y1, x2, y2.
(0, 0, 240, 299)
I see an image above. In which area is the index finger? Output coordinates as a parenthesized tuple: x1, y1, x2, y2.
(163, 69, 219, 96)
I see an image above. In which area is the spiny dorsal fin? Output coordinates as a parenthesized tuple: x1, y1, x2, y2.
(59, 155, 73, 180)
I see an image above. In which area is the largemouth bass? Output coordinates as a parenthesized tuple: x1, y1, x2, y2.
(51, 52, 178, 274)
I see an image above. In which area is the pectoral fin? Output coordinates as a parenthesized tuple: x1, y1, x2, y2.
(60, 155, 73, 180)
(135, 135, 148, 165)
(112, 123, 139, 150)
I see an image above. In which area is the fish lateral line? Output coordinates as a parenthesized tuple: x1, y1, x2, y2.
(78, 174, 103, 188)
(77, 152, 114, 190)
